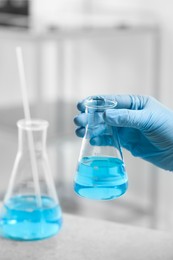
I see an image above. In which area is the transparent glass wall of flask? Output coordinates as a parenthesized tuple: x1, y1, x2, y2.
(74, 96, 128, 200)
(0, 119, 62, 241)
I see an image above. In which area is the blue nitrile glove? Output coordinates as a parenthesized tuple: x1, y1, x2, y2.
(74, 95, 173, 171)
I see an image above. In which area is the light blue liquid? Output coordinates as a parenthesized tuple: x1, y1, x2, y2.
(0, 195, 62, 241)
(74, 156, 128, 200)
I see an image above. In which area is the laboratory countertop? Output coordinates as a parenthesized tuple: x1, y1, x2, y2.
(0, 213, 173, 260)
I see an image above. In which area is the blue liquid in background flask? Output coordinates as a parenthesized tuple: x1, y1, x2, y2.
(74, 96, 128, 200)
(0, 119, 62, 241)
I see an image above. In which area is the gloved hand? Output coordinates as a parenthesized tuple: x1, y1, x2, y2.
(74, 95, 173, 171)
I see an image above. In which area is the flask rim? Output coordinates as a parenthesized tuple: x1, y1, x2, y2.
(17, 119, 49, 131)
(85, 96, 117, 109)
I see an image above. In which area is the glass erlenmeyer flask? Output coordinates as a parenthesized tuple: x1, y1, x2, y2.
(0, 119, 62, 241)
(74, 96, 128, 200)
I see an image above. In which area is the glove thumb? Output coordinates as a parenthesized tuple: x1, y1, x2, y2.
(104, 109, 145, 129)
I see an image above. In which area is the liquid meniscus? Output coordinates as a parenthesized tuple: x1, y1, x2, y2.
(74, 156, 128, 200)
(0, 195, 62, 241)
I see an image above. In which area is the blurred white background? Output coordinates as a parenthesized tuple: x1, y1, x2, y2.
(0, 0, 173, 232)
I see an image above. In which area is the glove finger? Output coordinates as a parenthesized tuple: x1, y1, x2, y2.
(75, 127, 85, 138)
(77, 100, 86, 112)
(90, 135, 114, 146)
(104, 109, 145, 129)
(75, 124, 106, 139)
(87, 123, 107, 138)
(114, 95, 148, 109)
(74, 111, 105, 127)
(74, 113, 88, 127)
(87, 95, 148, 109)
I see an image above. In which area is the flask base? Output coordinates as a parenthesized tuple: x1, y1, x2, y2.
(74, 156, 128, 200)
(74, 182, 128, 200)
(0, 195, 63, 241)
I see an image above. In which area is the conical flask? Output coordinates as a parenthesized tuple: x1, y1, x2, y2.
(0, 119, 62, 241)
(74, 96, 128, 200)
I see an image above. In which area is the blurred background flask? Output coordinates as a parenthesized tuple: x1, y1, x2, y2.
(0, 119, 62, 241)
(74, 96, 128, 200)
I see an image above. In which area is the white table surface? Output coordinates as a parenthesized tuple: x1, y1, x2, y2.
(0, 213, 173, 260)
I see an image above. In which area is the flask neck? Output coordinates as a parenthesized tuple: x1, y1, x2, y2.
(85, 96, 117, 137)
(17, 119, 49, 153)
